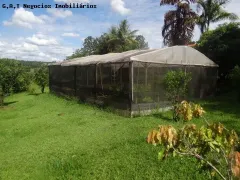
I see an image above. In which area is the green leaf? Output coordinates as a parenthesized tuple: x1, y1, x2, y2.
(173, 150, 176, 157)
(158, 149, 165, 160)
(215, 148, 220, 153)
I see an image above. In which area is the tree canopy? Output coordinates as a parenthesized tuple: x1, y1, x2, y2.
(197, 22, 240, 81)
(160, 0, 238, 46)
(162, 1, 197, 46)
(67, 20, 149, 60)
(0, 59, 33, 95)
(197, 0, 238, 34)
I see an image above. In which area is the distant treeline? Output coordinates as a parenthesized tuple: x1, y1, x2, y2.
(0, 58, 49, 95)
(18, 60, 51, 68)
(0, 58, 51, 68)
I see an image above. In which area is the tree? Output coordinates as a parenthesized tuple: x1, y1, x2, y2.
(160, 0, 196, 5)
(95, 33, 112, 55)
(66, 48, 86, 60)
(197, 0, 238, 34)
(66, 20, 149, 59)
(106, 26, 122, 52)
(66, 36, 99, 59)
(161, 0, 197, 46)
(197, 22, 240, 84)
(107, 19, 138, 52)
(0, 59, 31, 94)
(135, 35, 149, 49)
(82, 36, 98, 56)
(34, 65, 49, 93)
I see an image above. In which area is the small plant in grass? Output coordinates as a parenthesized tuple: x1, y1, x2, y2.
(175, 100, 206, 121)
(147, 109, 240, 180)
(27, 84, 37, 94)
(163, 70, 192, 121)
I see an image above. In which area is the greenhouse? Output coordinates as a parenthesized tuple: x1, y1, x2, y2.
(48, 46, 218, 116)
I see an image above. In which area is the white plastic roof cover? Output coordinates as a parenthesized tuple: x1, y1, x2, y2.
(130, 46, 218, 67)
(50, 46, 218, 67)
(56, 49, 156, 66)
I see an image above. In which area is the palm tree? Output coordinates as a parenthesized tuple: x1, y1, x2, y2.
(160, 0, 196, 5)
(106, 26, 121, 52)
(161, 1, 197, 46)
(107, 20, 138, 52)
(197, 0, 238, 34)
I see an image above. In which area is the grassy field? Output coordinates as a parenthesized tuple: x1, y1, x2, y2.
(0, 91, 240, 180)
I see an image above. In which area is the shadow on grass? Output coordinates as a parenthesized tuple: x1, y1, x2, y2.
(152, 113, 172, 121)
(219, 120, 240, 134)
(28, 93, 42, 96)
(3, 101, 18, 106)
(203, 99, 240, 118)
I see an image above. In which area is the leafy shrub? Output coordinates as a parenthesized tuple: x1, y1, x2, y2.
(147, 123, 239, 180)
(27, 84, 37, 94)
(163, 70, 192, 121)
(13, 71, 32, 93)
(163, 70, 192, 104)
(0, 59, 32, 95)
(147, 105, 240, 180)
(175, 101, 205, 121)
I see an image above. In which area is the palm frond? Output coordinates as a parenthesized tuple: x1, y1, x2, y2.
(130, 30, 138, 36)
(216, 0, 231, 6)
(160, 0, 196, 6)
(196, 0, 238, 34)
(162, 3, 197, 46)
(212, 10, 238, 22)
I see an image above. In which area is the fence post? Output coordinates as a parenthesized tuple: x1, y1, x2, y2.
(129, 62, 133, 117)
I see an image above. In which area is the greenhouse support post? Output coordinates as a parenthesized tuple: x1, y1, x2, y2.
(129, 62, 133, 113)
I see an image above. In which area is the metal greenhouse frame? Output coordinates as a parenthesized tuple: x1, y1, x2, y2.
(48, 46, 218, 116)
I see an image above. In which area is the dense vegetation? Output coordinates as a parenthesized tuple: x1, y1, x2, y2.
(0, 59, 34, 94)
(196, 0, 238, 34)
(0, 58, 49, 105)
(197, 22, 240, 95)
(160, 0, 238, 46)
(67, 20, 149, 59)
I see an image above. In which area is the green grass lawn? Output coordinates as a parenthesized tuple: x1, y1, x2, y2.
(0, 91, 240, 180)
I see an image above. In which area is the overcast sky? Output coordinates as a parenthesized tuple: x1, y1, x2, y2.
(0, 0, 239, 62)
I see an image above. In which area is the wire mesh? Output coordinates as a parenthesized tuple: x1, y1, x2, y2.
(49, 61, 218, 116)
